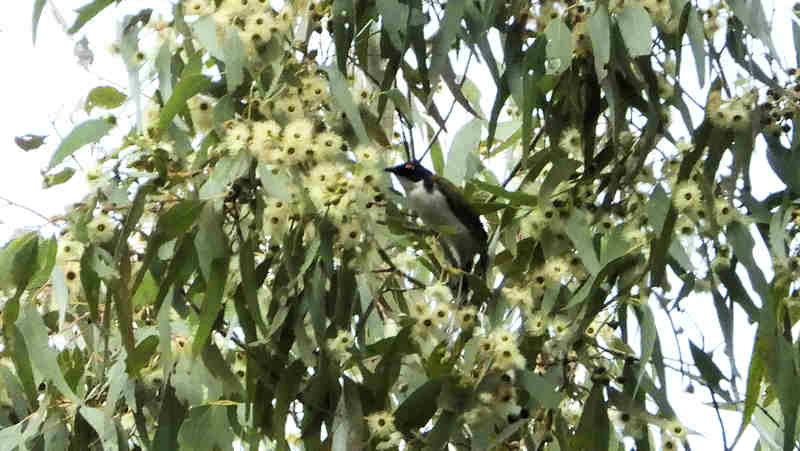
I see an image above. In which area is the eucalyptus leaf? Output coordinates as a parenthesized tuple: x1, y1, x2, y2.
(587, 6, 611, 79)
(445, 119, 483, 185)
(85, 86, 128, 113)
(67, 0, 115, 34)
(544, 18, 573, 74)
(616, 7, 653, 57)
(48, 117, 116, 169)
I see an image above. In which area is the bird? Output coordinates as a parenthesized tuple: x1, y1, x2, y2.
(385, 160, 488, 288)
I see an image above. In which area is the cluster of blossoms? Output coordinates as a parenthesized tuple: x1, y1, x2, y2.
(408, 282, 478, 352)
(160, 0, 390, 254)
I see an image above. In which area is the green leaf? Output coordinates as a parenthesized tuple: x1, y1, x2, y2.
(32, 0, 47, 44)
(769, 202, 790, 263)
(426, 410, 458, 450)
(376, 0, 410, 52)
(735, 333, 766, 445)
(273, 360, 306, 450)
(7, 325, 37, 407)
(472, 180, 537, 205)
(10, 233, 39, 293)
(332, 0, 355, 73)
(587, 5, 611, 79)
(634, 304, 657, 394)
(538, 155, 581, 203)
(192, 257, 229, 357)
(429, 0, 466, 86)
(774, 336, 799, 451)
(685, 5, 706, 87)
(727, 222, 770, 298)
(158, 73, 212, 130)
(794, 21, 800, 68)
(544, 18, 574, 74)
(194, 203, 229, 283)
(222, 27, 246, 93)
(689, 341, 729, 396)
(445, 119, 483, 185)
(67, 0, 115, 34)
(616, 6, 653, 57)
(48, 117, 116, 168)
(155, 200, 206, 242)
(85, 86, 128, 113)
(394, 379, 442, 432)
(325, 65, 369, 144)
(257, 164, 294, 202)
(331, 378, 366, 451)
(199, 152, 251, 199)
(728, 0, 778, 61)
(152, 385, 187, 451)
(43, 167, 77, 188)
(28, 236, 57, 290)
(191, 18, 246, 93)
(519, 370, 563, 409)
(16, 303, 80, 403)
(126, 335, 159, 376)
(566, 211, 601, 275)
(178, 405, 236, 451)
(572, 385, 610, 450)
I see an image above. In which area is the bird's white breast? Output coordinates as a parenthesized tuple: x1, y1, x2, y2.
(403, 182, 468, 235)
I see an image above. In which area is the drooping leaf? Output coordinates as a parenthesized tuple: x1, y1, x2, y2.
(126, 335, 159, 376)
(325, 65, 369, 144)
(572, 385, 610, 450)
(587, 6, 611, 79)
(43, 167, 77, 188)
(158, 72, 212, 130)
(566, 211, 601, 275)
(273, 360, 306, 450)
(16, 303, 80, 404)
(727, 0, 778, 61)
(445, 119, 483, 185)
(545, 18, 574, 74)
(32, 0, 47, 44)
(155, 200, 206, 242)
(394, 379, 442, 432)
(685, 4, 706, 87)
(616, 6, 653, 57)
(48, 117, 116, 169)
(331, 377, 367, 451)
(178, 405, 236, 451)
(67, 0, 116, 34)
(429, 0, 467, 88)
(152, 384, 187, 451)
(191, 257, 229, 357)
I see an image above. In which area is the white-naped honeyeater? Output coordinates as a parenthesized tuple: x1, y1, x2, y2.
(385, 160, 488, 293)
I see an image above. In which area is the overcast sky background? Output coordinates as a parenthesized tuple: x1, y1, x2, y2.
(0, 1, 797, 449)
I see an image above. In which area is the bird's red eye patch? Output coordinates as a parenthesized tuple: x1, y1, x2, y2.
(404, 163, 413, 169)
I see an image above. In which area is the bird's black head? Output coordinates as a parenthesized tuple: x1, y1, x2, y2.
(384, 161, 433, 182)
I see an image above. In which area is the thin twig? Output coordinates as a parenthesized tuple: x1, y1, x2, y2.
(0, 195, 51, 223)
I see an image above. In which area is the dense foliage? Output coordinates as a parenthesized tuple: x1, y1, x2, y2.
(2, 0, 800, 449)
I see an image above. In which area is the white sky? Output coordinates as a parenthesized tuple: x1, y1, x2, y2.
(0, 1, 796, 449)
